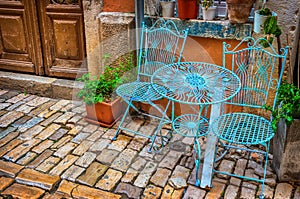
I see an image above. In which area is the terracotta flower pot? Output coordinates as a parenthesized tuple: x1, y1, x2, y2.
(177, 0, 199, 20)
(85, 97, 125, 128)
(226, 0, 255, 23)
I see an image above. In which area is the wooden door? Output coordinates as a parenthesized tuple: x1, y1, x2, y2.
(37, 0, 87, 78)
(0, 0, 43, 74)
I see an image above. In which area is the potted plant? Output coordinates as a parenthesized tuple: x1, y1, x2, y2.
(265, 82, 300, 131)
(77, 54, 135, 128)
(265, 82, 300, 181)
(201, 0, 216, 20)
(160, 0, 176, 17)
(226, 0, 255, 23)
(177, 0, 199, 19)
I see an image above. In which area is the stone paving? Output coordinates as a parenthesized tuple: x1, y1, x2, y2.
(0, 89, 300, 199)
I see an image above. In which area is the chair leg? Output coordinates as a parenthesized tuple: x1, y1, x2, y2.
(259, 140, 270, 199)
(213, 140, 271, 199)
(215, 140, 229, 162)
(114, 97, 172, 152)
(113, 102, 132, 141)
(148, 122, 164, 153)
(147, 100, 172, 153)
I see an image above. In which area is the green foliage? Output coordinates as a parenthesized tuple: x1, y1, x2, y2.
(260, 16, 281, 48)
(258, 7, 272, 16)
(263, 16, 281, 37)
(201, 0, 214, 10)
(265, 82, 300, 131)
(77, 53, 136, 105)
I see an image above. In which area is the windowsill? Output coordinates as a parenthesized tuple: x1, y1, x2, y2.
(145, 16, 253, 40)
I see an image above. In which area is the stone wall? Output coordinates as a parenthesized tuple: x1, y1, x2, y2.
(266, 0, 300, 48)
(83, 0, 135, 76)
(83, 0, 103, 77)
(98, 12, 135, 73)
(273, 119, 300, 182)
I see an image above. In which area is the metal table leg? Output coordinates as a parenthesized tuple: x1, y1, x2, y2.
(200, 103, 220, 188)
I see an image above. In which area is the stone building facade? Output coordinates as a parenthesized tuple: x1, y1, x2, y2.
(84, 0, 299, 76)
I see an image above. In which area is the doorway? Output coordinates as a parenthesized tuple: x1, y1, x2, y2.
(0, 0, 87, 79)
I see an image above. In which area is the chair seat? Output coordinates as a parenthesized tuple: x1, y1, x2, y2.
(211, 112, 274, 145)
(116, 82, 168, 102)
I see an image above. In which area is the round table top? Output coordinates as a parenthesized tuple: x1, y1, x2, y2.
(151, 62, 241, 105)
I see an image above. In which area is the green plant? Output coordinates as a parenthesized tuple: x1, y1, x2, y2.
(261, 16, 281, 47)
(265, 82, 300, 131)
(257, 7, 281, 48)
(77, 53, 135, 105)
(258, 7, 272, 16)
(201, 0, 214, 10)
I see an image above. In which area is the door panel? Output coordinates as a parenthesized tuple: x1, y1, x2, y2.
(0, 0, 43, 74)
(53, 19, 81, 60)
(37, 0, 87, 79)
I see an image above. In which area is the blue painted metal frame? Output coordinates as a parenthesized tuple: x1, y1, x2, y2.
(113, 18, 189, 152)
(151, 61, 242, 186)
(212, 37, 289, 199)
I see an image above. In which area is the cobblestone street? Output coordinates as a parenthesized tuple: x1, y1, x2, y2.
(0, 89, 300, 199)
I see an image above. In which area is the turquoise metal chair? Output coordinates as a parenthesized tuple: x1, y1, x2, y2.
(113, 18, 189, 152)
(211, 37, 289, 198)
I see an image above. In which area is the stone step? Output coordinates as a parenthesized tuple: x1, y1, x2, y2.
(0, 71, 83, 100)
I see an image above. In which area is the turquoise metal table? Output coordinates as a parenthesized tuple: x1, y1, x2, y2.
(151, 62, 241, 187)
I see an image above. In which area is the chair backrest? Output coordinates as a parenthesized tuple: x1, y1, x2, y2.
(223, 37, 289, 110)
(137, 18, 189, 81)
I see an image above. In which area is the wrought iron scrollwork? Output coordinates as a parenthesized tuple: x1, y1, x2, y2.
(51, 0, 78, 5)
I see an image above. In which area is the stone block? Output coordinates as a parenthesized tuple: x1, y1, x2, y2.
(16, 169, 60, 190)
(2, 183, 45, 199)
(77, 162, 108, 186)
(0, 131, 19, 147)
(0, 139, 23, 157)
(0, 111, 24, 128)
(273, 119, 300, 182)
(95, 168, 123, 191)
(151, 168, 172, 187)
(51, 79, 83, 100)
(0, 71, 55, 98)
(98, 12, 135, 73)
(4, 138, 41, 162)
(72, 184, 121, 199)
(49, 154, 79, 175)
(182, 185, 206, 199)
(273, 183, 293, 199)
(36, 156, 60, 173)
(0, 176, 14, 191)
(115, 182, 142, 199)
(61, 165, 85, 182)
(143, 185, 162, 199)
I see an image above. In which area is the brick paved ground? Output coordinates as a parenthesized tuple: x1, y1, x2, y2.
(0, 89, 299, 199)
